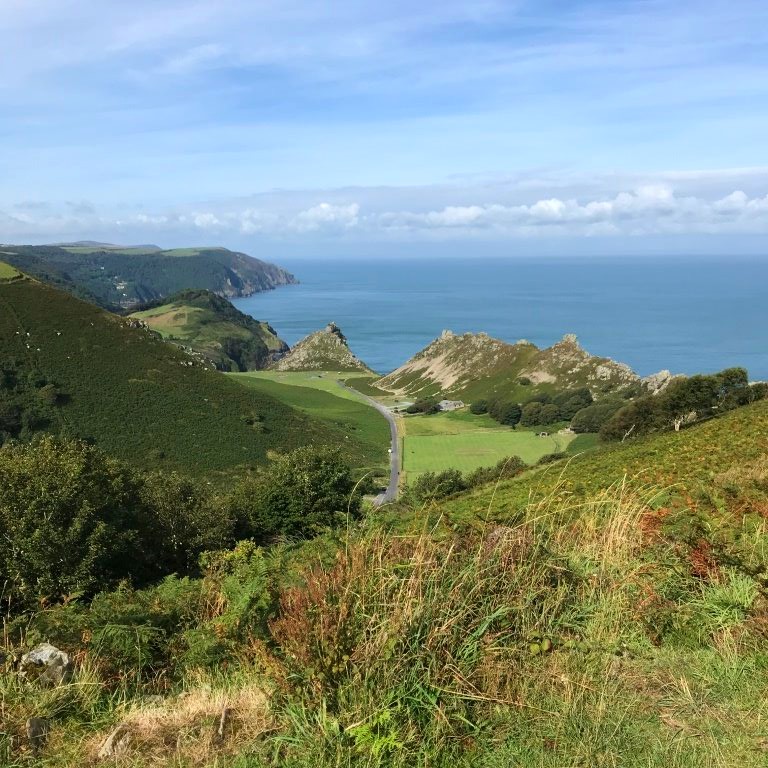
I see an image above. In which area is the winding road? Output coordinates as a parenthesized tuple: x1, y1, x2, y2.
(337, 381, 400, 505)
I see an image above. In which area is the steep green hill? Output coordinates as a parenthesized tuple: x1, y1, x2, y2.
(378, 330, 658, 402)
(129, 289, 288, 371)
(0, 276, 367, 475)
(270, 323, 374, 373)
(230, 371, 390, 475)
(0, 244, 296, 310)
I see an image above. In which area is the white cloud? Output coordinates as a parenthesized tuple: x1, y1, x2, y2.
(292, 202, 360, 231)
(3, 174, 768, 246)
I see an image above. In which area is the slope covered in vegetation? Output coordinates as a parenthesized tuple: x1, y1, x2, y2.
(3, 404, 767, 766)
(378, 330, 649, 401)
(130, 289, 288, 371)
(0, 244, 296, 309)
(0, 276, 371, 475)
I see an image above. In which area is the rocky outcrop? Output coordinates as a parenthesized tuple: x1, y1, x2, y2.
(643, 369, 683, 394)
(270, 323, 373, 372)
(378, 330, 641, 398)
(19, 643, 73, 687)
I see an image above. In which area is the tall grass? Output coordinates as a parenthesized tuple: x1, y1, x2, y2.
(3, 482, 766, 766)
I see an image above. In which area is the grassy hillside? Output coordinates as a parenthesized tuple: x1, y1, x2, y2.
(0, 276, 372, 476)
(437, 397, 768, 526)
(130, 289, 288, 371)
(4, 408, 767, 766)
(0, 244, 296, 309)
(378, 330, 642, 402)
(230, 371, 390, 475)
(0, 260, 21, 280)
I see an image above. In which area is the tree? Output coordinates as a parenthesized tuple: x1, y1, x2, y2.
(469, 400, 488, 415)
(570, 401, 623, 433)
(0, 437, 143, 606)
(230, 446, 359, 542)
(406, 398, 440, 415)
(519, 401, 544, 427)
(538, 403, 561, 425)
(139, 472, 235, 576)
(489, 401, 522, 426)
(553, 387, 593, 420)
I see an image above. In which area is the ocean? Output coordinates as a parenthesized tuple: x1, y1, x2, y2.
(232, 257, 768, 379)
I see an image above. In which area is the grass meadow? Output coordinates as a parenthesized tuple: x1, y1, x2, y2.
(229, 371, 391, 473)
(401, 409, 576, 479)
(0, 260, 21, 280)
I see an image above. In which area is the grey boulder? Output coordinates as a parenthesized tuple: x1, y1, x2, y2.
(19, 643, 74, 687)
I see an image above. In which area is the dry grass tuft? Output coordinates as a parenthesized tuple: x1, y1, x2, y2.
(86, 678, 273, 766)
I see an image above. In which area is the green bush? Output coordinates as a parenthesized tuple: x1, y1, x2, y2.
(0, 436, 145, 607)
(229, 446, 361, 542)
(410, 469, 467, 502)
(469, 400, 488, 415)
(488, 400, 522, 426)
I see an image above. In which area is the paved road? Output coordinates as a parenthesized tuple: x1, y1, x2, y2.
(337, 381, 399, 505)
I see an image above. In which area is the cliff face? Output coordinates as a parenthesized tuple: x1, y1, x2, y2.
(378, 331, 642, 399)
(270, 323, 373, 373)
(0, 244, 297, 310)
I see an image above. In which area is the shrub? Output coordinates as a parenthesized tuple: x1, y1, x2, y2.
(139, 472, 236, 577)
(571, 400, 623, 433)
(0, 437, 145, 607)
(411, 470, 467, 502)
(228, 446, 361, 542)
(469, 400, 488, 415)
(465, 455, 526, 487)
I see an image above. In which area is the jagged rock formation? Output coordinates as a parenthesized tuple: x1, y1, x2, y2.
(378, 331, 641, 399)
(642, 369, 684, 394)
(270, 323, 373, 373)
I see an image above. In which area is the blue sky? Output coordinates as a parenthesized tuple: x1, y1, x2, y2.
(1, 0, 768, 255)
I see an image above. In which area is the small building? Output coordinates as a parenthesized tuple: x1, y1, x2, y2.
(438, 399, 465, 412)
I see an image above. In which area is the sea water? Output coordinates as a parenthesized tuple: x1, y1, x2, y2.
(233, 256, 768, 379)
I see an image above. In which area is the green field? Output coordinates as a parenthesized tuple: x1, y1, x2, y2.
(230, 371, 390, 473)
(439, 397, 768, 525)
(241, 370, 378, 401)
(402, 410, 576, 478)
(0, 260, 20, 280)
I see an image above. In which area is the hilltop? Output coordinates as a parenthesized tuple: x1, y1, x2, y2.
(0, 275, 375, 475)
(0, 243, 296, 310)
(270, 322, 374, 373)
(378, 330, 657, 401)
(129, 289, 288, 371)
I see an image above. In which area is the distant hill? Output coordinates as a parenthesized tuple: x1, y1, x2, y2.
(378, 330, 662, 401)
(0, 244, 296, 310)
(51, 241, 161, 251)
(0, 274, 369, 476)
(130, 289, 288, 371)
(270, 323, 374, 373)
